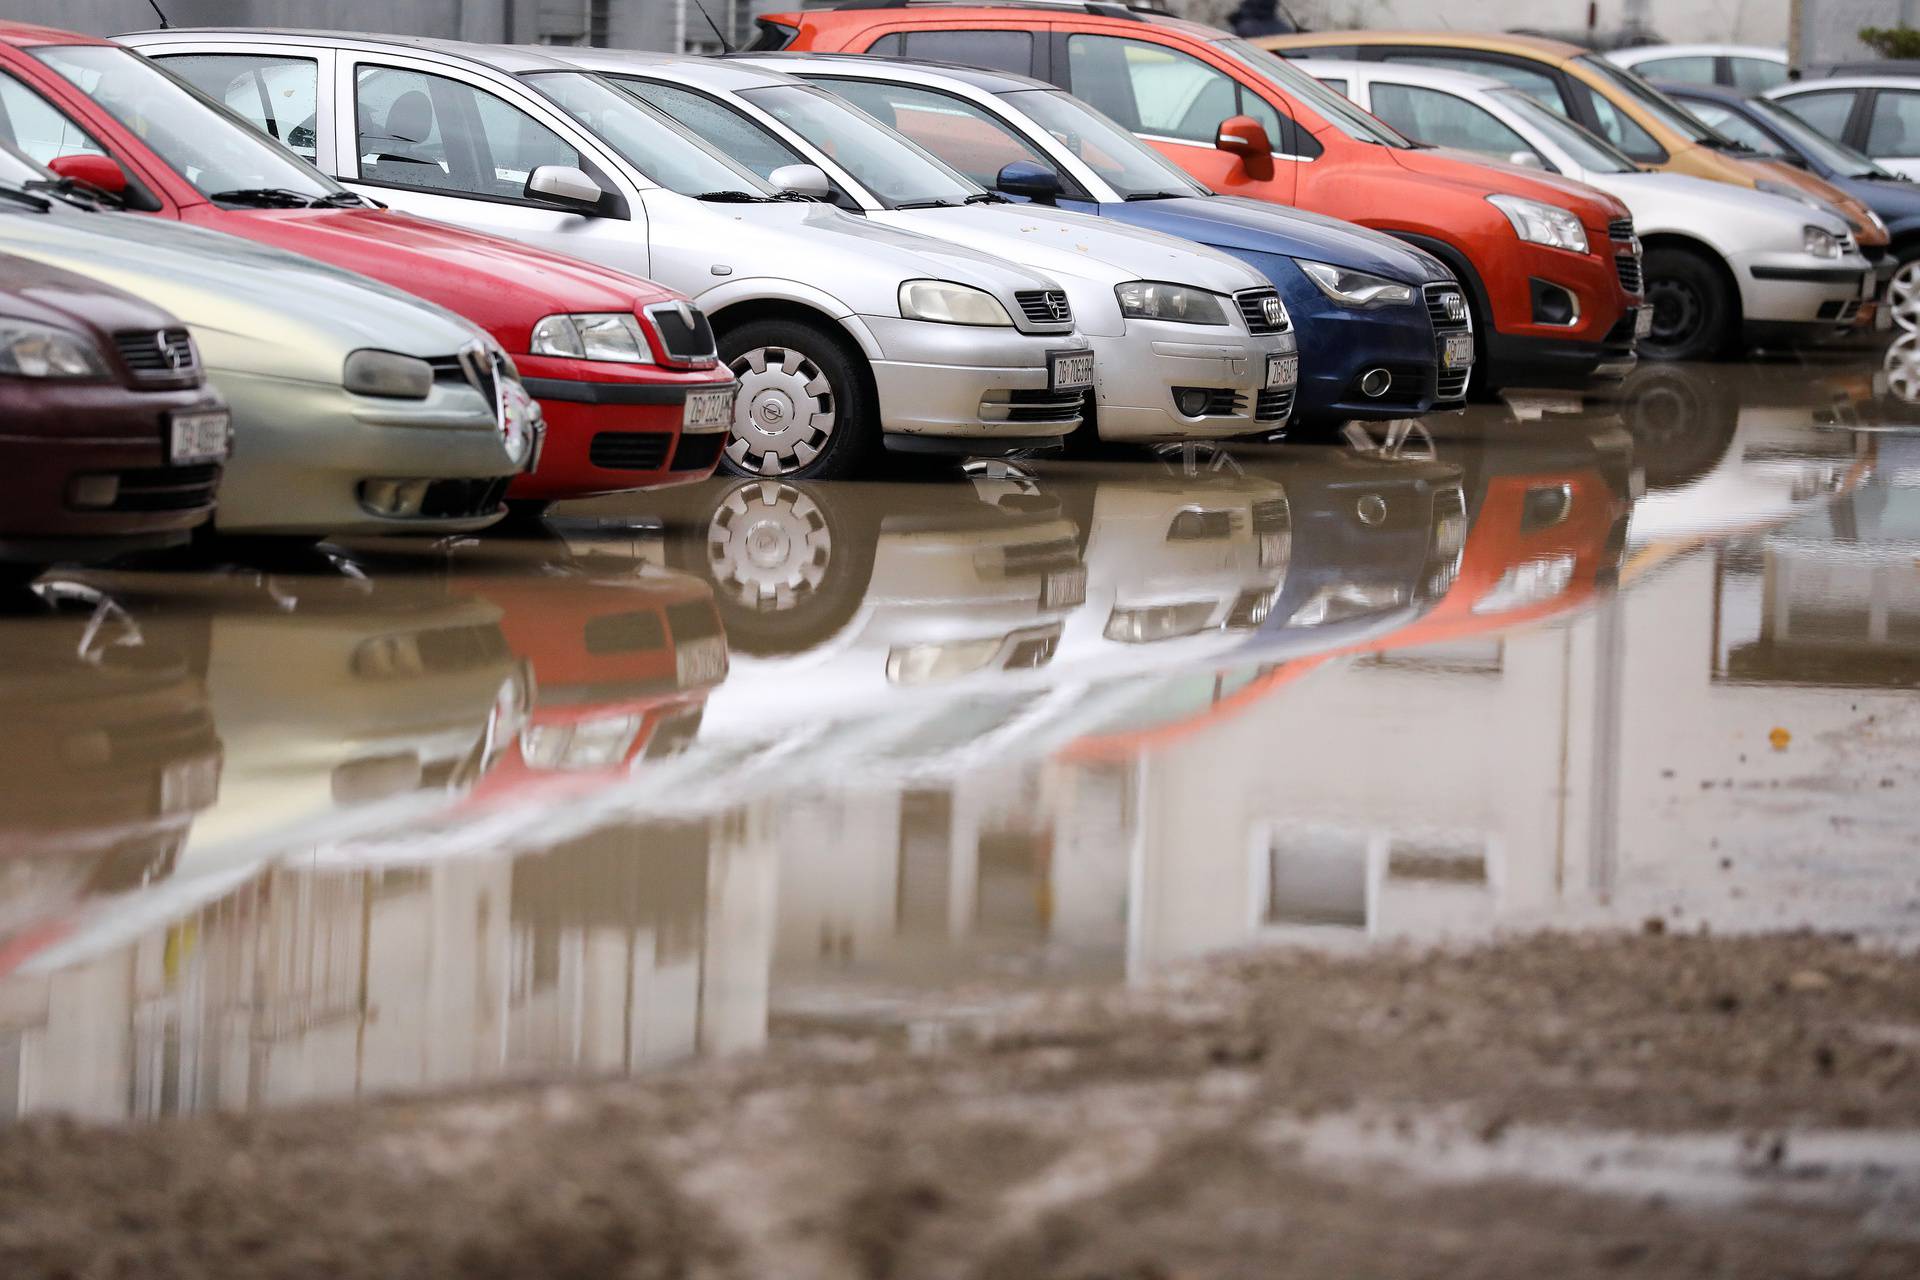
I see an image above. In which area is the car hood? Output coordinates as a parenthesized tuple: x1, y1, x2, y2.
(0, 249, 184, 341)
(1584, 168, 1843, 236)
(1390, 146, 1629, 223)
(0, 208, 489, 385)
(891, 203, 1265, 292)
(1102, 195, 1454, 284)
(1842, 174, 1920, 225)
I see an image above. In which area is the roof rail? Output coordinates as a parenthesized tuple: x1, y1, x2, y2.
(814, 0, 1166, 20)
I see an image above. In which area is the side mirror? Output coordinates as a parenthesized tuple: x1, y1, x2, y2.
(769, 163, 833, 200)
(48, 152, 128, 198)
(525, 164, 606, 212)
(1507, 149, 1544, 169)
(995, 160, 1064, 205)
(1214, 115, 1276, 181)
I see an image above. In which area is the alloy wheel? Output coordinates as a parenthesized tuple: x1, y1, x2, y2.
(705, 480, 832, 613)
(1646, 276, 1703, 353)
(1889, 260, 1920, 333)
(726, 345, 838, 476)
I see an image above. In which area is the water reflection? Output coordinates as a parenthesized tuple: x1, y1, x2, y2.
(3, 357, 1914, 1120)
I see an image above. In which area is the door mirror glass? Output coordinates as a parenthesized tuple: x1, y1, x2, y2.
(768, 162, 833, 200)
(47, 151, 128, 197)
(526, 163, 605, 210)
(995, 159, 1063, 203)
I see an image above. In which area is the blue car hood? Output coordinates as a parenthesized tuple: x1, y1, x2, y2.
(1098, 195, 1453, 286)
(1842, 174, 1920, 230)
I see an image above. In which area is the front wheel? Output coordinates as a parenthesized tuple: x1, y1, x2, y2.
(1887, 252, 1920, 333)
(718, 319, 876, 480)
(1640, 248, 1733, 362)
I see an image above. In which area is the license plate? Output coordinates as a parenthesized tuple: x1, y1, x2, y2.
(168, 409, 229, 466)
(1441, 333, 1475, 369)
(1050, 350, 1095, 391)
(1634, 307, 1655, 340)
(1042, 565, 1087, 610)
(683, 386, 737, 432)
(1265, 353, 1298, 389)
(674, 635, 728, 688)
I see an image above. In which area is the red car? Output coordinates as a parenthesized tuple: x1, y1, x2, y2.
(756, 4, 1647, 391)
(0, 23, 738, 512)
(0, 245, 226, 584)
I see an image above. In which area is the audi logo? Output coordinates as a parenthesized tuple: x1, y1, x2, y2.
(1441, 293, 1467, 322)
(1261, 296, 1284, 327)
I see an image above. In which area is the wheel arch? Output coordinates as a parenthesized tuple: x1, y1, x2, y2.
(1639, 231, 1745, 329)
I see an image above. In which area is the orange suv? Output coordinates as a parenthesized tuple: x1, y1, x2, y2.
(756, 2, 1647, 391)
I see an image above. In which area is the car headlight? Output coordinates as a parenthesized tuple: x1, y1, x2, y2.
(1802, 225, 1843, 260)
(343, 349, 433, 398)
(529, 312, 655, 363)
(1103, 601, 1216, 644)
(0, 321, 109, 379)
(886, 637, 1004, 684)
(519, 715, 645, 771)
(1297, 260, 1416, 308)
(1115, 280, 1229, 325)
(1487, 194, 1589, 254)
(1472, 554, 1575, 615)
(898, 280, 1013, 326)
(1286, 582, 1406, 628)
(1866, 207, 1890, 238)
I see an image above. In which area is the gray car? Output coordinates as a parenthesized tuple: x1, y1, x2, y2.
(125, 29, 1096, 480)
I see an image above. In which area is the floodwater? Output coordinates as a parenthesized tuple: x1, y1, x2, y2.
(2, 350, 1916, 1126)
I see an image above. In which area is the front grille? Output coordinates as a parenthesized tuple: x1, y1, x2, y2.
(1255, 387, 1294, 422)
(1014, 289, 1072, 325)
(1002, 630, 1059, 671)
(1224, 588, 1276, 630)
(1616, 252, 1644, 295)
(589, 431, 673, 471)
(997, 535, 1081, 579)
(1178, 386, 1246, 417)
(670, 430, 726, 472)
(645, 302, 718, 365)
(419, 476, 510, 519)
(666, 599, 724, 644)
(1817, 298, 1863, 323)
(1251, 497, 1291, 533)
(1235, 288, 1288, 335)
(113, 328, 197, 380)
(98, 463, 221, 513)
(1424, 283, 1471, 333)
(981, 387, 1084, 425)
(1608, 217, 1635, 242)
(1436, 367, 1471, 403)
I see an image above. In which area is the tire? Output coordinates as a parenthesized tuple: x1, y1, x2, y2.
(1640, 247, 1733, 362)
(718, 318, 876, 480)
(1887, 250, 1920, 332)
(1613, 363, 1739, 491)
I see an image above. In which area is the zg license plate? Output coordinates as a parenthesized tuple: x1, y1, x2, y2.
(1441, 333, 1475, 369)
(1050, 350, 1095, 391)
(675, 636, 729, 687)
(1634, 307, 1655, 340)
(1265, 353, 1298, 389)
(683, 387, 737, 432)
(168, 409, 230, 466)
(1043, 566, 1088, 610)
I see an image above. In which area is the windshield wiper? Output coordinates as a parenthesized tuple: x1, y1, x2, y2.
(312, 190, 368, 208)
(208, 187, 325, 208)
(963, 191, 1007, 204)
(20, 176, 114, 209)
(694, 189, 768, 202)
(894, 198, 961, 210)
(0, 183, 52, 212)
(1123, 191, 1188, 201)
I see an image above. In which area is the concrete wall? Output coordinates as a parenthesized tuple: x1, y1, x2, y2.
(1186, 0, 1795, 47)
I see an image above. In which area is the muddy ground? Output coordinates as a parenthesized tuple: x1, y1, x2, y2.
(2, 930, 1917, 1279)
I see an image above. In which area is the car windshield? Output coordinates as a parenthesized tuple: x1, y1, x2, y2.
(1217, 38, 1413, 148)
(0, 137, 47, 186)
(1572, 55, 1728, 145)
(31, 43, 341, 203)
(522, 71, 777, 198)
(1494, 88, 1638, 173)
(738, 83, 980, 209)
(1006, 89, 1208, 198)
(1747, 95, 1892, 179)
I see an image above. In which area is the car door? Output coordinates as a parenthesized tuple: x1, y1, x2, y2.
(153, 45, 334, 168)
(1863, 87, 1920, 179)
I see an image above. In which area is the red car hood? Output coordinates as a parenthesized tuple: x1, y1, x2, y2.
(1389, 147, 1630, 224)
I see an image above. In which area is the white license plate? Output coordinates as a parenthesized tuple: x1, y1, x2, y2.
(1634, 307, 1655, 340)
(1442, 333, 1475, 369)
(683, 387, 737, 432)
(1043, 566, 1087, 609)
(1050, 350, 1095, 391)
(168, 410, 229, 466)
(1265, 353, 1299, 389)
(675, 635, 728, 687)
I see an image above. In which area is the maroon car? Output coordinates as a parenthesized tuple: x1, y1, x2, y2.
(0, 246, 228, 585)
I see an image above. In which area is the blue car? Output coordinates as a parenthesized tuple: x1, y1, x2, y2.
(745, 53, 1474, 429)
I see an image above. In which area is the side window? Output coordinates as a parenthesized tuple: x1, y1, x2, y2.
(1316, 77, 1350, 99)
(158, 54, 319, 161)
(620, 80, 803, 180)
(868, 34, 905, 57)
(1634, 55, 1716, 85)
(1066, 34, 1238, 144)
(1369, 83, 1534, 160)
(1684, 101, 1786, 155)
(899, 30, 1034, 76)
(1867, 90, 1920, 158)
(1380, 53, 1566, 110)
(1565, 80, 1665, 161)
(354, 64, 581, 199)
(816, 77, 1049, 188)
(1776, 89, 1858, 141)
(1729, 58, 1789, 91)
(0, 69, 107, 165)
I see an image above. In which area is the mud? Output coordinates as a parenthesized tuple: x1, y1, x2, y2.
(3, 930, 1917, 1279)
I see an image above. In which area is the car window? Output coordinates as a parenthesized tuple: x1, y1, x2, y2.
(1729, 57, 1789, 91)
(1378, 52, 1565, 108)
(1066, 33, 1241, 144)
(355, 64, 580, 199)
(815, 77, 1049, 188)
(160, 53, 319, 161)
(1009, 89, 1208, 195)
(1868, 89, 1920, 158)
(1564, 79, 1665, 161)
(618, 79, 803, 180)
(737, 83, 980, 209)
(525, 70, 774, 197)
(1369, 82, 1534, 160)
(894, 29, 1034, 76)
(1684, 100, 1787, 155)
(1317, 77, 1348, 98)
(1496, 87, 1637, 172)
(0, 68, 107, 165)
(1635, 55, 1716, 85)
(1775, 89, 1858, 142)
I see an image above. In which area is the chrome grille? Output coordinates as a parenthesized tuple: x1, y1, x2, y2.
(1608, 217, 1635, 242)
(645, 301, 718, 365)
(1424, 282, 1470, 333)
(1015, 289, 1072, 325)
(1616, 253, 1644, 295)
(1436, 366, 1471, 403)
(980, 387, 1083, 426)
(113, 328, 196, 380)
(1255, 387, 1293, 422)
(1235, 288, 1288, 334)
(1179, 387, 1246, 417)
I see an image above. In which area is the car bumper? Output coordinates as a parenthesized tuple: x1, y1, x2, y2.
(1283, 291, 1448, 423)
(210, 370, 518, 536)
(513, 369, 737, 500)
(1088, 325, 1295, 441)
(1736, 252, 1877, 328)
(1486, 241, 1636, 382)
(862, 316, 1088, 440)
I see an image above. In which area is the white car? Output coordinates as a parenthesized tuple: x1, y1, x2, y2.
(1310, 62, 1875, 362)
(1606, 44, 1790, 92)
(126, 30, 1094, 480)
(1768, 75, 1920, 181)
(522, 50, 1300, 443)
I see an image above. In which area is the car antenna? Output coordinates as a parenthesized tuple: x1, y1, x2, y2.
(146, 0, 171, 28)
(690, 0, 733, 53)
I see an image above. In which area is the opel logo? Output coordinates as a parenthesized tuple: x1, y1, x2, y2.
(1442, 293, 1467, 322)
(674, 301, 694, 328)
(1048, 293, 1068, 320)
(1261, 296, 1284, 327)
(160, 331, 188, 371)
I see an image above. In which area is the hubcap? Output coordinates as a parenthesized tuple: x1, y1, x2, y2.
(726, 345, 837, 476)
(1890, 260, 1920, 333)
(1888, 332, 1920, 403)
(706, 481, 831, 612)
(1645, 276, 1703, 352)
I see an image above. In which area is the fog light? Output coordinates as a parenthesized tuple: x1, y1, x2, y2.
(69, 474, 119, 509)
(1175, 388, 1210, 416)
(1529, 278, 1580, 327)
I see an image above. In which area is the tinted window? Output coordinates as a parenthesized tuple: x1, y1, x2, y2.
(1684, 100, 1787, 155)
(355, 64, 580, 198)
(1635, 55, 1717, 85)
(1370, 83, 1533, 159)
(1729, 57, 1789, 91)
(898, 30, 1033, 76)
(1317, 77, 1348, 98)
(1869, 90, 1920, 157)
(0, 69, 105, 165)
(1379, 52, 1565, 108)
(1565, 79, 1665, 161)
(160, 53, 319, 161)
(1775, 89, 1858, 142)
(1067, 33, 1239, 144)
(817, 77, 1049, 188)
